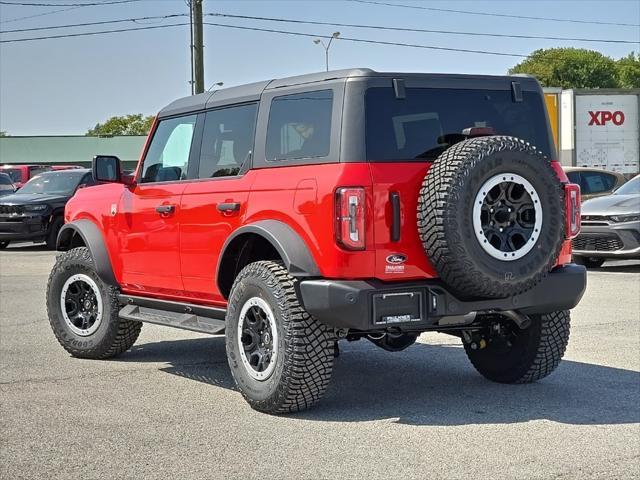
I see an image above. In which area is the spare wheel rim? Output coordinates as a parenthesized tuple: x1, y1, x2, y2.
(472, 173, 543, 261)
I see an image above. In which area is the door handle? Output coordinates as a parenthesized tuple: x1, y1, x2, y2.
(155, 204, 176, 216)
(217, 202, 241, 213)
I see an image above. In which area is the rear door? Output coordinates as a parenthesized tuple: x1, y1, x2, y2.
(179, 103, 258, 303)
(117, 114, 199, 296)
(364, 84, 554, 280)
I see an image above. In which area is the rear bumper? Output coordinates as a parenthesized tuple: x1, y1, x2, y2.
(572, 221, 640, 259)
(299, 264, 587, 331)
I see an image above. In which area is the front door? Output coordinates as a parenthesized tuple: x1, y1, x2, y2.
(118, 114, 198, 296)
(179, 103, 258, 303)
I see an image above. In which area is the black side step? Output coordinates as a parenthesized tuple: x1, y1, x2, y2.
(118, 295, 226, 335)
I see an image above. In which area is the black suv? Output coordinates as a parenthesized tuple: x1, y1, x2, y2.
(0, 168, 95, 249)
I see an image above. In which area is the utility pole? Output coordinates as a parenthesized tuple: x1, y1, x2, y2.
(188, 0, 194, 95)
(192, 0, 205, 94)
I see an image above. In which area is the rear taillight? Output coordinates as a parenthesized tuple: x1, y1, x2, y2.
(335, 187, 366, 250)
(565, 183, 581, 239)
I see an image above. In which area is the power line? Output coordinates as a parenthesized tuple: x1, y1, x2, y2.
(205, 12, 639, 45)
(200, 21, 528, 58)
(0, 0, 142, 6)
(0, 18, 526, 56)
(0, 5, 81, 24)
(0, 14, 186, 33)
(0, 22, 187, 42)
(348, 0, 640, 28)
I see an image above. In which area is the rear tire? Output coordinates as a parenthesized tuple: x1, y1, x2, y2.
(225, 261, 335, 414)
(464, 310, 570, 384)
(46, 247, 141, 359)
(573, 256, 605, 268)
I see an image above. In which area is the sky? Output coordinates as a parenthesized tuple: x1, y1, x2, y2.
(0, 0, 638, 136)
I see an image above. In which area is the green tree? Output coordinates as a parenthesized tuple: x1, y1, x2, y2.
(87, 114, 154, 136)
(509, 48, 618, 88)
(0, 131, 8, 137)
(616, 52, 640, 88)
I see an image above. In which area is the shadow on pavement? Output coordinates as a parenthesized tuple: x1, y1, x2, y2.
(121, 336, 640, 426)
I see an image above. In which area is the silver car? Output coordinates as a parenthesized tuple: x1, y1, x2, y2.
(572, 175, 640, 267)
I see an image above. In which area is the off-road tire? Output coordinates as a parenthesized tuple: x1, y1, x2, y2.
(464, 310, 570, 383)
(225, 261, 335, 414)
(46, 216, 64, 250)
(418, 136, 565, 299)
(573, 256, 605, 268)
(46, 247, 141, 359)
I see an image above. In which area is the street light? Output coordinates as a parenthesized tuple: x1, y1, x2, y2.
(313, 31, 340, 72)
(207, 81, 224, 91)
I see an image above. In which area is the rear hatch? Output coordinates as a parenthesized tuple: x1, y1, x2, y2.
(363, 81, 555, 281)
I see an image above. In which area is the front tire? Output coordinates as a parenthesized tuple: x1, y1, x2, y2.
(46, 247, 141, 359)
(464, 310, 570, 384)
(225, 261, 335, 414)
(46, 216, 64, 250)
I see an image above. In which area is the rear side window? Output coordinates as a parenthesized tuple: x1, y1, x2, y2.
(141, 115, 197, 183)
(29, 166, 50, 177)
(3, 169, 22, 183)
(581, 172, 616, 194)
(199, 103, 257, 178)
(365, 87, 553, 161)
(266, 90, 333, 161)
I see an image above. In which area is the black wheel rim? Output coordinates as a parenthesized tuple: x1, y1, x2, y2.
(238, 297, 278, 381)
(473, 173, 542, 261)
(60, 274, 102, 336)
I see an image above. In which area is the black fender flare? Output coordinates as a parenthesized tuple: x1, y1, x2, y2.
(216, 220, 320, 294)
(57, 219, 118, 286)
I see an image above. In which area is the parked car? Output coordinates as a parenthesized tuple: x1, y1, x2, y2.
(0, 168, 95, 250)
(0, 164, 51, 189)
(563, 166, 626, 202)
(45, 69, 585, 414)
(0, 172, 17, 197)
(572, 174, 640, 267)
(50, 165, 83, 171)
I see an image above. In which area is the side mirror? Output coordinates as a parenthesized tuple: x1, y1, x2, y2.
(92, 155, 134, 185)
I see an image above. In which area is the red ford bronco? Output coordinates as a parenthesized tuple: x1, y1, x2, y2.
(46, 69, 586, 414)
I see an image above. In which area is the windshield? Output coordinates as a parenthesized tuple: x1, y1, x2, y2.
(365, 87, 553, 161)
(1, 169, 22, 183)
(17, 171, 85, 195)
(614, 176, 640, 195)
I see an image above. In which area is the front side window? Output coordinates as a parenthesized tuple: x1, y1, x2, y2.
(141, 115, 197, 183)
(199, 103, 257, 178)
(266, 90, 333, 161)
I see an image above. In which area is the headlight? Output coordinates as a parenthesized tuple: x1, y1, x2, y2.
(23, 204, 48, 212)
(609, 214, 640, 223)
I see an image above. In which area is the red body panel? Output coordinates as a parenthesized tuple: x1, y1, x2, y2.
(368, 162, 438, 280)
(64, 150, 575, 306)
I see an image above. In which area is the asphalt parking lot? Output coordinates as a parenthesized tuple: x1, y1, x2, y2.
(1, 244, 639, 480)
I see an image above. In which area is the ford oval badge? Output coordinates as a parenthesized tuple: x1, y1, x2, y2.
(386, 254, 407, 264)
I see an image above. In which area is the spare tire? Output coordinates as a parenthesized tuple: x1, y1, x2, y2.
(417, 136, 564, 299)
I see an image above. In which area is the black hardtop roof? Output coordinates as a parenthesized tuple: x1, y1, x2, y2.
(158, 68, 539, 118)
